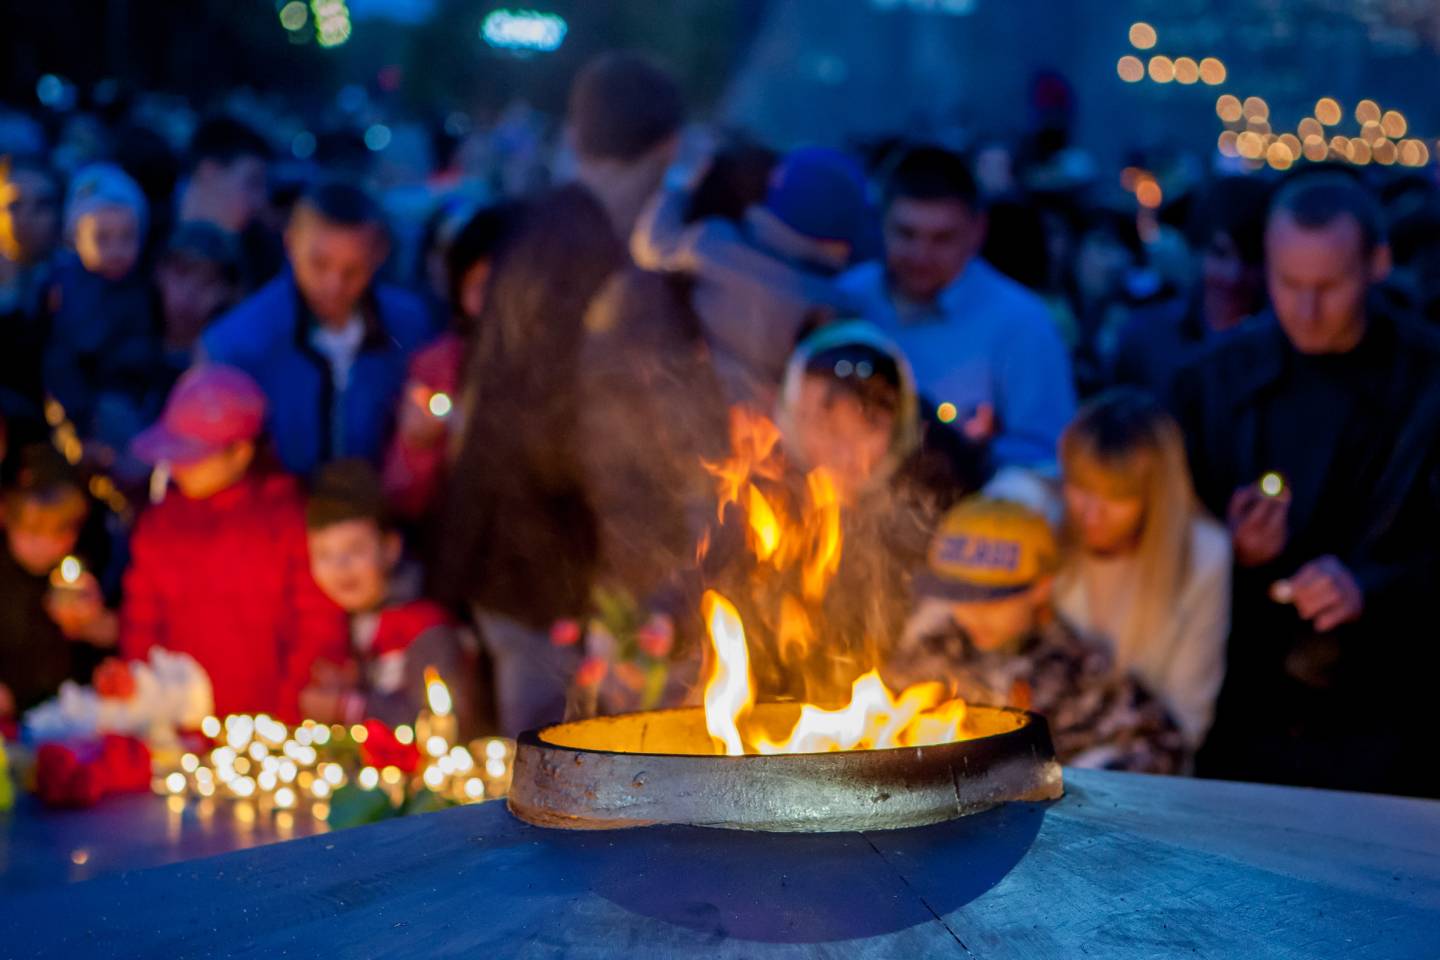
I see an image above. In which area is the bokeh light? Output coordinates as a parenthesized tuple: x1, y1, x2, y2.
(1218, 130, 1240, 158)
(1129, 22, 1157, 49)
(1215, 94, 1242, 123)
(1355, 99, 1381, 124)
(1173, 57, 1199, 84)
(1199, 57, 1226, 85)
(1135, 179, 1163, 208)
(1315, 98, 1343, 126)
(1116, 56, 1144, 83)
(1381, 110, 1407, 139)
(1266, 141, 1294, 171)
(1147, 56, 1175, 83)
(279, 1, 308, 31)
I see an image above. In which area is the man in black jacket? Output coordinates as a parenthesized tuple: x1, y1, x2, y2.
(1176, 172, 1440, 797)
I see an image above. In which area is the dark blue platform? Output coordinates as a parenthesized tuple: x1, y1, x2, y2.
(1, 769, 1436, 958)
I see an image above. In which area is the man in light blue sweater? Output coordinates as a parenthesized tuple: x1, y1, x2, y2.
(840, 146, 1075, 470)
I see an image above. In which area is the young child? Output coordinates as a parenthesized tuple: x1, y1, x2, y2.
(44, 164, 161, 464)
(302, 459, 477, 735)
(0, 445, 113, 721)
(120, 365, 348, 720)
(891, 496, 1185, 774)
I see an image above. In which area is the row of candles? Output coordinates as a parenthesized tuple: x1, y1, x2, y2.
(151, 674, 513, 822)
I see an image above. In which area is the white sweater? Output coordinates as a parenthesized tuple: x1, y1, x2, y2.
(1054, 517, 1231, 747)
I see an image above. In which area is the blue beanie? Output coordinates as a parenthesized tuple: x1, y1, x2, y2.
(763, 147, 870, 247)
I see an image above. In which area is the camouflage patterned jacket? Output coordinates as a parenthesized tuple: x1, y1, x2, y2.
(888, 608, 1186, 774)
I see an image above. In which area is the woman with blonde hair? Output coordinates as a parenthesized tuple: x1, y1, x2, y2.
(1055, 389, 1230, 748)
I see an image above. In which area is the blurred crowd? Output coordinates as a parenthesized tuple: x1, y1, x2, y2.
(2, 51, 1437, 799)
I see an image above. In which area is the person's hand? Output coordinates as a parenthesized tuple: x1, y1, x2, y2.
(0, 682, 14, 720)
(396, 382, 449, 450)
(44, 573, 116, 646)
(1227, 483, 1290, 567)
(1277, 555, 1364, 633)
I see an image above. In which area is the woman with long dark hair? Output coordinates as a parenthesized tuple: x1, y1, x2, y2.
(432, 187, 626, 735)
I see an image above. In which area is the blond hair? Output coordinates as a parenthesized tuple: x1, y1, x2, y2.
(1059, 390, 1199, 671)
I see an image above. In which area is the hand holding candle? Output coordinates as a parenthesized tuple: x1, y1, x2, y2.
(1227, 475, 1291, 568)
(44, 556, 116, 646)
(396, 382, 451, 449)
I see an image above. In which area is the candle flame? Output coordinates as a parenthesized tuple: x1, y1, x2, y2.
(59, 555, 82, 584)
(424, 667, 453, 716)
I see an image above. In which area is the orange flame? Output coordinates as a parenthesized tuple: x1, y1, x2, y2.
(703, 588, 970, 754)
(747, 486, 782, 563)
(800, 469, 841, 602)
(704, 408, 783, 522)
(701, 591, 754, 756)
(697, 409, 968, 755)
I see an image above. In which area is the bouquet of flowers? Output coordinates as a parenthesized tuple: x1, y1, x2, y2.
(554, 586, 698, 719)
(23, 649, 214, 745)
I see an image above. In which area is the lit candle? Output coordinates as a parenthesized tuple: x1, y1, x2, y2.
(48, 555, 85, 593)
(416, 667, 458, 748)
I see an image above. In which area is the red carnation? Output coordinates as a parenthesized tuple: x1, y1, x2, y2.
(358, 718, 420, 773)
(35, 744, 105, 808)
(97, 735, 152, 793)
(575, 657, 608, 688)
(549, 619, 582, 647)
(636, 614, 675, 659)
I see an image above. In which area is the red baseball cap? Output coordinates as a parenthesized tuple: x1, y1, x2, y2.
(130, 365, 267, 466)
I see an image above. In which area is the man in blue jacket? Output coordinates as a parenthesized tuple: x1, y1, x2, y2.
(840, 146, 1075, 471)
(201, 181, 431, 477)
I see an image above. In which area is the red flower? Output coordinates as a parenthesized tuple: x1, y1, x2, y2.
(96, 735, 151, 793)
(358, 718, 420, 773)
(636, 615, 675, 659)
(93, 658, 137, 700)
(35, 744, 105, 808)
(549, 619, 582, 647)
(575, 657, 608, 688)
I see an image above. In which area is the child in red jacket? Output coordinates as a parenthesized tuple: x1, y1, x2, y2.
(301, 459, 477, 735)
(120, 366, 348, 719)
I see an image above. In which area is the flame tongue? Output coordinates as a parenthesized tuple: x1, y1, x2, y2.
(697, 409, 970, 756)
(701, 591, 754, 756)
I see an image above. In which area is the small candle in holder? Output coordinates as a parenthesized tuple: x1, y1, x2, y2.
(49, 555, 86, 593)
(415, 667, 458, 749)
(1259, 472, 1286, 499)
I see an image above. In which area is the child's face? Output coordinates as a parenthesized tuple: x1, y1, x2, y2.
(171, 442, 254, 500)
(307, 519, 397, 613)
(791, 375, 894, 500)
(157, 256, 233, 347)
(1062, 451, 1147, 556)
(4, 496, 84, 576)
(74, 205, 141, 280)
(947, 582, 1048, 654)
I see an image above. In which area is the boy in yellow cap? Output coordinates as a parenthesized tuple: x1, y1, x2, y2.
(892, 496, 1185, 773)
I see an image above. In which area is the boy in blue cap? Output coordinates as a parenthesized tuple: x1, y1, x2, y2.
(892, 496, 1184, 773)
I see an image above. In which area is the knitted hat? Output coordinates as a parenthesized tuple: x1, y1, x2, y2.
(763, 147, 870, 247)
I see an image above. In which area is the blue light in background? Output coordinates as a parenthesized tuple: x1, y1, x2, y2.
(481, 9, 568, 53)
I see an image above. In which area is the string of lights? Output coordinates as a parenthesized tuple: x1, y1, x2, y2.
(1116, 20, 1434, 172)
